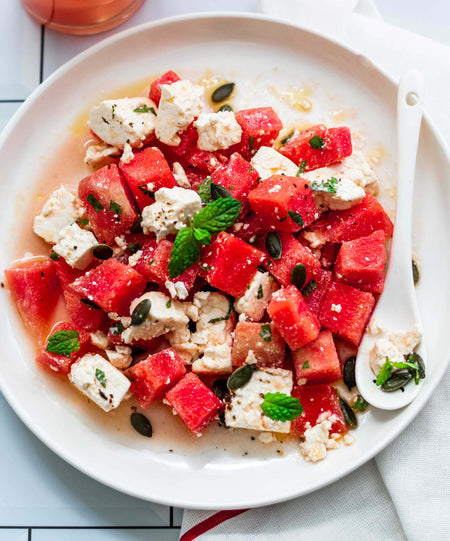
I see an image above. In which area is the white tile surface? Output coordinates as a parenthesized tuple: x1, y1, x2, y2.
(32, 529, 180, 541)
(0, 531, 28, 541)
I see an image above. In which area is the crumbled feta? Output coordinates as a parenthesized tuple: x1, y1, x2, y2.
(128, 250, 143, 267)
(258, 432, 275, 444)
(225, 367, 293, 432)
(299, 413, 340, 462)
(141, 187, 202, 240)
(368, 318, 387, 335)
(120, 142, 134, 164)
(106, 345, 132, 370)
(165, 280, 189, 300)
(84, 142, 120, 167)
(88, 97, 157, 149)
(304, 173, 365, 211)
(90, 330, 109, 350)
(303, 231, 325, 249)
(69, 353, 130, 412)
(369, 338, 405, 376)
(33, 186, 84, 244)
(250, 146, 298, 180)
(172, 162, 191, 188)
(389, 325, 422, 355)
(234, 271, 279, 321)
(331, 303, 342, 313)
(53, 223, 97, 269)
(155, 80, 204, 146)
(194, 111, 242, 151)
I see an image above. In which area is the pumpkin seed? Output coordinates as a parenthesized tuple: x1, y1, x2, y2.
(265, 232, 282, 260)
(212, 379, 229, 401)
(339, 398, 358, 428)
(80, 298, 101, 310)
(227, 364, 256, 391)
(290, 263, 307, 290)
(92, 244, 113, 260)
(130, 412, 152, 437)
(218, 104, 233, 112)
(412, 259, 420, 285)
(302, 279, 317, 297)
(211, 183, 232, 199)
(409, 352, 426, 380)
(212, 82, 235, 103)
(343, 356, 356, 390)
(381, 368, 413, 392)
(130, 299, 151, 326)
(130, 218, 143, 234)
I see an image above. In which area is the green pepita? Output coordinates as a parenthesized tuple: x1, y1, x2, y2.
(287, 210, 304, 227)
(80, 298, 101, 310)
(211, 183, 232, 199)
(381, 368, 413, 392)
(212, 82, 235, 103)
(290, 262, 307, 291)
(343, 356, 356, 390)
(130, 412, 152, 437)
(409, 352, 426, 380)
(130, 299, 151, 326)
(92, 244, 113, 260)
(212, 379, 229, 401)
(218, 104, 233, 112)
(265, 232, 282, 260)
(227, 364, 256, 391)
(412, 259, 420, 285)
(339, 398, 358, 428)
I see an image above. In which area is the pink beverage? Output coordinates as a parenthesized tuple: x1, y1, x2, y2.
(21, 0, 144, 35)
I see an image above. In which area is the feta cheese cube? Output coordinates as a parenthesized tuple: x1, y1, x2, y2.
(194, 111, 242, 151)
(305, 174, 365, 211)
(234, 270, 279, 321)
(369, 338, 405, 376)
(106, 345, 132, 370)
(90, 330, 109, 350)
(69, 353, 131, 412)
(165, 280, 189, 300)
(155, 80, 204, 146)
(250, 146, 298, 180)
(84, 142, 120, 167)
(141, 187, 202, 240)
(172, 162, 191, 188)
(53, 223, 98, 269)
(33, 185, 84, 244)
(88, 97, 157, 149)
(120, 142, 134, 164)
(299, 413, 341, 462)
(225, 367, 293, 433)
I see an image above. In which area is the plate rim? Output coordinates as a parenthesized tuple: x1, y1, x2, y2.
(0, 11, 449, 510)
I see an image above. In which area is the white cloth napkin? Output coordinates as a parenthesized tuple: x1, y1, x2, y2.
(180, 2, 450, 539)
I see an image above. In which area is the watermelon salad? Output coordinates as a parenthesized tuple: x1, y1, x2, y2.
(3, 71, 425, 462)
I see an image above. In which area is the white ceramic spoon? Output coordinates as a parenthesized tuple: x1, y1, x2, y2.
(355, 69, 425, 410)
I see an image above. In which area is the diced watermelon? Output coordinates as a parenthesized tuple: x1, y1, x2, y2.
(126, 348, 186, 408)
(248, 175, 319, 233)
(149, 70, 180, 105)
(334, 230, 386, 294)
(292, 330, 342, 385)
(201, 232, 265, 297)
(260, 232, 320, 287)
(267, 285, 320, 350)
(231, 321, 285, 368)
(290, 384, 347, 436)
(304, 194, 394, 245)
(78, 164, 138, 245)
(229, 107, 283, 159)
(70, 259, 147, 316)
(5, 257, 61, 341)
(164, 372, 223, 435)
(232, 211, 264, 245)
(36, 321, 90, 375)
(185, 148, 225, 174)
(280, 124, 352, 170)
(54, 258, 107, 331)
(171, 123, 198, 156)
(119, 147, 176, 211)
(185, 167, 208, 190)
(319, 281, 375, 346)
(319, 242, 341, 270)
(132, 238, 198, 292)
(302, 268, 332, 317)
(211, 153, 259, 202)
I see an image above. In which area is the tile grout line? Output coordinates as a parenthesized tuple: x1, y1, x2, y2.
(28, 528, 31, 541)
(39, 24, 45, 84)
(170, 506, 174, 527)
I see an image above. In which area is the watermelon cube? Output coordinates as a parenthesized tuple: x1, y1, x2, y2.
(319, 242, 341, 270)
(119, 147, 176, 211)
(201, 232, 265, 297)
(78, 164, 138, 245)
(36, 321, 90, 375)
(280, 124, 352, 170)
(248, 175, 319, 233)
(230, 107, 283, 159)
(185, 167, 208, 190)
(149, 70, 180, 105)
(292, 330, 342, 385)
(304, 194, 394, 246)
(165, 372, 223, 435)
(5, 257, 61, 341)
(260, 232, 320, 287)
(185, 148, 225, 174)
(231, 321, 285, 368)
(334, 230, 386, 293)
(302, 268, 332, 317)
(126, 348, 186, 408)
(70, 259, 147, 316)
(290, 384, 347, 436)
(267, 285, 320, 350)
(232, 211, 264, 245)
(319, 281, 375, 346)
(54, 258, 107, 331)
(211, 153, 259, 202)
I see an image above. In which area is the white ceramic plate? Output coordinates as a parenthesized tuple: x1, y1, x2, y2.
(0, 13, 449, 510)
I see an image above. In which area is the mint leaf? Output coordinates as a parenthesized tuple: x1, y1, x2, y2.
(302, 361, 310, 369)
(310, 177, 339, 194)
(138, 184, 155, 198)
(281, 130, 294, 145)
(256, 284, 264, 299)
(260, 392, 303, 422)
(168, 227, 201, 279)
(297, 160, 307, 175)
(209, 298, 234, 324)
(109, 321, 124, 336)
(46, 330, 80, 358)
(50, 250, 60, 261)
(193, 228, 212, 245)
(302, 279, 317, 297)
(133, 104, 156, 115)
(309, 135, 325, 149)
(95, 368, 107, 388)
(287, 210, 304, 227)
(352, 395, 369, 412)
(375, 358, 393, 386)
(197, 176, 213, 204)
(259, 324, 272, 342)
(193, 198, 241, 233)
(86, 193, 104, 212)
(76, 218, 89, 226)
(109, 200, 122, 214)
(126, 242, 140, 254)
